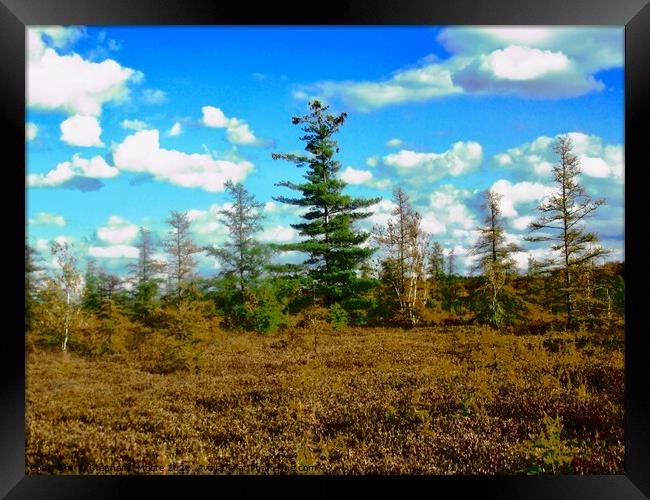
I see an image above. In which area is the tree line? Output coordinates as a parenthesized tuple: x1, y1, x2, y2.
(25, 101, 624, 354)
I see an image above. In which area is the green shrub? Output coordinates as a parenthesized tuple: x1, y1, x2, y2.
(328, 303, 348, 330)
(522, 414, 580, 474)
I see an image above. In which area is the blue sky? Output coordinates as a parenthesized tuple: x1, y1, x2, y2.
(26, 26, 624, 276)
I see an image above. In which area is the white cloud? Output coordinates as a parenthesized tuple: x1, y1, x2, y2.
(60, 114, 104, 147)
(367, 199, 399, 227)
(29, 212, 66, 227)
(420, 213, 446, 234)
(32, 26, 85, 49)
(201, 105, 263, 146)
(259, 225, 299, 243)
(28, 28, 138, 116)
(493, 132, 623, 182)
(28, 154, 119, 188)
(308, 63, 462, 111)
(490, 179, 557, 218)
(366, 185, 477, 245)
(142, 89, 167, 104)
(35, 239, 50, 252)
(263, 201, 305, 218)
(167, 122, 182, 137)
(340, 166, 373, 185)
(302, 27, 622, 109)
(121, 119, 149, 131)
(383, 141, 483, 183)
(428, 184, 478, 231)
(510, 248, 559, 272)
(385, 138, 403, 148)
(31, 235, 77, 270)
(202, 106, 230, 127)
(445, 27, 621, 98)
(579, 156, 613, 178)
(339, 166, 391, 190)
(88, 245, 139, 259)
(97, 216, 139, 245)
(226, 118, 258, 145)
(112, 130, 254, 192)
(483, 46, 569, 81)
(511, 215, 534, 231)
(26, 123, 38, 141)
(366, 156, 380, 168)
(184, 203, 232, 246)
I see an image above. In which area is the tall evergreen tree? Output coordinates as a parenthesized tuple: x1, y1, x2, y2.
(272, 100, 379, 308)
(526, 135, 607, 330)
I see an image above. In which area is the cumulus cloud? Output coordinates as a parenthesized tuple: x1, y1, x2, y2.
(428, 184, 478, 231)
(493, 132, 623, 182)
(26, 123, 38, 141)
(121, 119, 149, 131)
(485, 46, 569, 80)
(32, 26, 85, 49)
(300, 27, 622, 109)
(60, 114, 104, 147)
(97, 215, 139, 245)
(511, 215, 534, 231)
(382, 141, 483, 184)
(263, 201, 306, 218)
(112, 130, 254, 192)
(184, 204, 231, 246)
(167, 122, 182, 137)
(28, 28, 138, 116)
(202, 106, 230, 127)
(489, 179, 556, 218)
(142, 89, 167, 104)
(368, 184, 482, 272)
(88, 245, 139, 259)
(366, 156, 380, 168)
(339, 166, 391, 190)
(490, 132, 623, 268)
(340, 166, 373, 184)
(259, 225, 299, 243)
(365, 185, 478, 248)
(367, 199, 399, 227)
(201, 105, 265, 146)
(35, 239, 50, 253)
(420, 213, 446, 234)
(303, 63, 462, 111)
(29, 212, 66, 227)
(28, 154, 119, 189)
(385, 138, 403, 148)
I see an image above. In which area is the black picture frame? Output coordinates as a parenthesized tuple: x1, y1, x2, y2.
(3, 0, 648, 497)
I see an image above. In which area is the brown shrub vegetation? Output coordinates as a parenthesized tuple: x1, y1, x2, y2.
(26, 326, 624, 475)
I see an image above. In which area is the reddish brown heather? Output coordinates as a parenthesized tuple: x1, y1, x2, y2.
(26, 326, 624, 475)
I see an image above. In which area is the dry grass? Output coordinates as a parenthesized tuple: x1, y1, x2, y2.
(26, 326, 624, 475)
